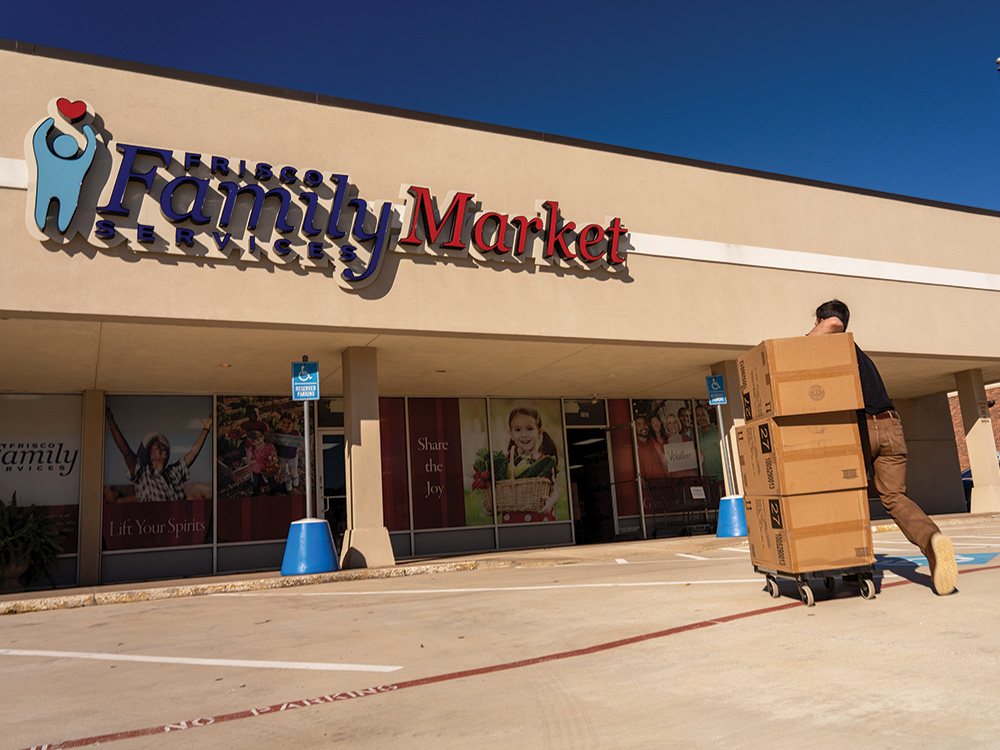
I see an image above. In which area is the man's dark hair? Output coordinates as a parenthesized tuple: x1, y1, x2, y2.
(815, 299, 850, 330)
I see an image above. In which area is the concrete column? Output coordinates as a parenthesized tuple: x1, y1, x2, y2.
(955, 369, 1000, 513)
(711, 359, 745, 496)
(340, 347, 395, 568)
(893, 392, 965, 515)
(79, 390, 104, 585)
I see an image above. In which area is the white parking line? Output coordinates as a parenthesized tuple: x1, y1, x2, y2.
(676, 553, 709, 560)
(294, 580, 766, 595)
(0, 649, 402, 672)
(615, 558, 629, 564)
(720, 548, 750, 554)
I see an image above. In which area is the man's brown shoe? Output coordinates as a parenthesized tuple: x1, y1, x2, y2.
(929, 532, 958, 595)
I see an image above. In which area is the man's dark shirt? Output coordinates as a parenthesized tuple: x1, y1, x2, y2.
(855, 344, 894, 415)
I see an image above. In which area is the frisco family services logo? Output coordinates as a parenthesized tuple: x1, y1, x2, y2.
(23, 97, 629, 289)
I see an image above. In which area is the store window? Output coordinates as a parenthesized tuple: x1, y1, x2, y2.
(607, 399, 639, 518)
(0, 394, 82, 565)
(487, 398, 569, 525)
(406, 397, 493, 529)
(216, 396, 309, 543)
(379, 397, 409, 531)
(629, 398, 722, 536)
(631, 399, 698, 481)
(691, 399, 726, 484)
(103, 395, 213, 550)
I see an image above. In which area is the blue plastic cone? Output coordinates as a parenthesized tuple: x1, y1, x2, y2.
(280, 518, 340, 575)
(716, 495, 747, 538)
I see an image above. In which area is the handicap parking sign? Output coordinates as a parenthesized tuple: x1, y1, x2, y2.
(292, 361, 320, 401)
(706, 374, 726, 405)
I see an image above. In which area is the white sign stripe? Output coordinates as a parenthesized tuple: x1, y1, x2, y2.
(0, 157, 28, 189)
(630, 232, 1000, 292)
(0, 649, 402, 672)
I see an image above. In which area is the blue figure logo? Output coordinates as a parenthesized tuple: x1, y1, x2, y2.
(29, 98, 98, 235)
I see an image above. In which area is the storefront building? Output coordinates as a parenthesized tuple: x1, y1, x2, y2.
(3, 41, 1000, 587)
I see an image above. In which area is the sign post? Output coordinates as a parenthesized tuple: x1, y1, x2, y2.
(705, 375, 735, 498)
(706, 374, 746, 538)
(281, 356, 339, 576)
(292, 358, 319, 518)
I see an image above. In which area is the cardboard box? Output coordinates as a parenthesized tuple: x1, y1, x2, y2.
(737, 333, 863, 420)
(744, 490, 874, 574)
(735, 412, 866, 496)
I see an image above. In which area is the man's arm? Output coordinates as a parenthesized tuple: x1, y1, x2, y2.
(806, 317, 845, 336)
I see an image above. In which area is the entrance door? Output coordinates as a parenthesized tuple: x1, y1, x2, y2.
(566, 428, 616, 544)
(319, 431, 347, 551)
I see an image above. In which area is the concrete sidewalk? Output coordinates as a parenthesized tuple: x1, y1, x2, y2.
(4, 515, 1000, 749)
(3, 511, 996, 616)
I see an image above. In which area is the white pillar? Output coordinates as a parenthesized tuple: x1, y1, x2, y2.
(711, 359, 745, 496)
(955, 369, 1000, 513)
(340, 347, 395, 568)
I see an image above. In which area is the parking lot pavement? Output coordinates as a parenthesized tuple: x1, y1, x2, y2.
(2, 518, 999, 750)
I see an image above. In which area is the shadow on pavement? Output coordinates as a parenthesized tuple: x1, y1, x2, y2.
(875, 554, 933, 591)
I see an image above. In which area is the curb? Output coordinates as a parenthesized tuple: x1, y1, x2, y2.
(4, 512, 996, 616)
(0, 561, 485, 616)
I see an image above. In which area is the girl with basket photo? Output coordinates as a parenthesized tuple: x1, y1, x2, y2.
(495, 406, 560, 522)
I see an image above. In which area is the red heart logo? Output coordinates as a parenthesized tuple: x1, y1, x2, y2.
(56, 98, 87, 123)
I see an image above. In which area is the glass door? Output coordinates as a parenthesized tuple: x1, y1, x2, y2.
(319, 431, 347, 551)
(566, 427, 616, 544)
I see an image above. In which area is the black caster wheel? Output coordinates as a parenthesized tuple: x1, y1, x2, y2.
(765, 576, 781, 598)
(797, 582, 815, 607)
(823, 576, 835, 591)
(859, 577, 876, 600)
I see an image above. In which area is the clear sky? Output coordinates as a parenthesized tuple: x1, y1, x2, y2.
(6, 1, 1000, 209)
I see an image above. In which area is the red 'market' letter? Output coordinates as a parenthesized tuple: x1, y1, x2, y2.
(541, 200, 576, 259)
(399, 186, 474, 249)
(577, 224, 605, 262)
(605, 218, 628, 264)
(473, 212, 515, 254)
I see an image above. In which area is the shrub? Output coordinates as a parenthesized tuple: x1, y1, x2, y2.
(0, 494, 64, 588)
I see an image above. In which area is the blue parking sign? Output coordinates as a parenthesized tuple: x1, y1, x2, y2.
(706, 374, 726, 405)
(292, 361, 320, 401)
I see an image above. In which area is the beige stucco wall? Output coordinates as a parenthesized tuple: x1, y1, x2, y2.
(3, 47, 1000, 403)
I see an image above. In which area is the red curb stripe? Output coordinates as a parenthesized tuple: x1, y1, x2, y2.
(24, 564, 1000, 750)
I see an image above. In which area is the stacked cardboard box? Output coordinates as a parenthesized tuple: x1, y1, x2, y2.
(736, 333, 875, 575)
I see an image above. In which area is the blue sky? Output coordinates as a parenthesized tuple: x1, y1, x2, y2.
(6, 2, 1000, 209)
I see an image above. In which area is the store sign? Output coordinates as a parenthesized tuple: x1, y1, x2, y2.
(24, 97, 629, 289)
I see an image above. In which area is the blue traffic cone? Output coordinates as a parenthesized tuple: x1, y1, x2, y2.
(280, 518, 340, 575)
(716, 495, 747, 538)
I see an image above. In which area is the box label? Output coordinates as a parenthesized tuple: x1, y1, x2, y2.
(769, 498, 783, 529)
(758, 423, 772, 453)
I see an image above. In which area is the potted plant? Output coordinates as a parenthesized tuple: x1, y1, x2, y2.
(0, 494, 64, 593)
